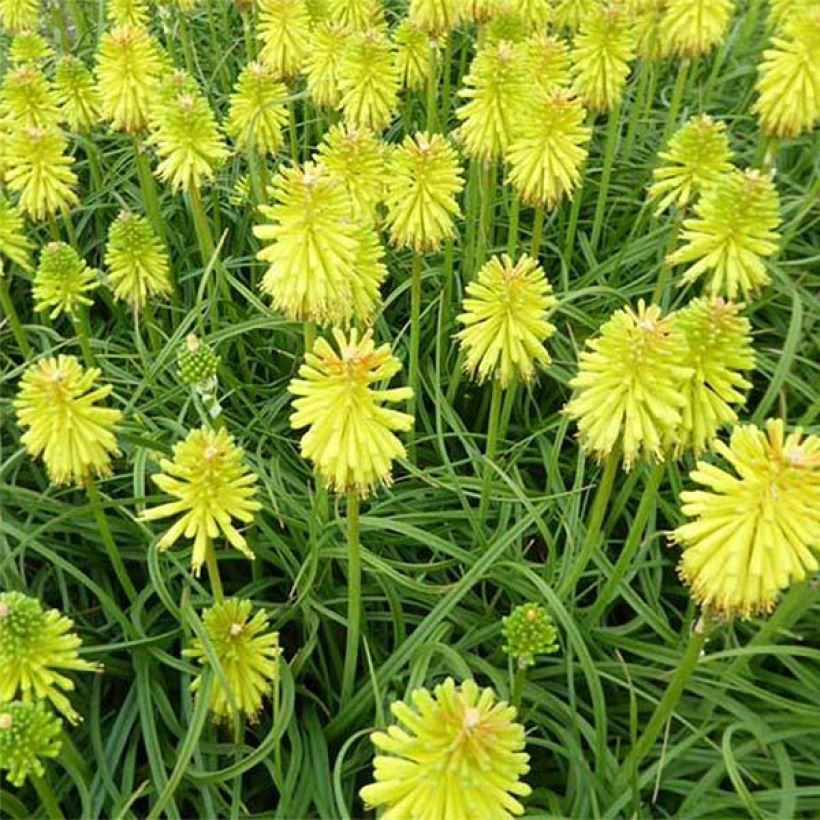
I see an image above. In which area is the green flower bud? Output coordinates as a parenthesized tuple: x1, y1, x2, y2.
(502, 602, 559, 668)
(0, 701, 63, 787)
(177, 334, 220, 388)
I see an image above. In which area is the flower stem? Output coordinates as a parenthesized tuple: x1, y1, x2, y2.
(72, 308, 96, 369)
(408, 252, 423, 454)
(204, 541, 224, 603)
(288, 99, 299, 164)
(463, 160, 481, 275)
(616, 617, 711, 788)
(662, 60, 690, 145)
(85, 477, 137, 601)
(303, 320, 316, 353)
(0, 276, 31, 357)
(530, 203, 545, 259)
(32, 774, 63, 820)
(478, 376, 504, 526)
(563, 188, 584, 271)
(511, 666, 526, 709)
(590, 105, 622, 252)
(507, 194, 520, 257)
(132, 136, 167, 245)
(651, 212, 684, 306)
(476, 160, 497, 268)
(622, 60, 651, 164)
(558, 446, 620, 599)
(426, 42, 439, 132)
(340, 490, 361, 708)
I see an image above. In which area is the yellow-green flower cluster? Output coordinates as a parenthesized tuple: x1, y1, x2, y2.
(360, 678, 531, 818)
(305, 22, 351, 108)
(184, 598, 281, 721)
(526, 33, 571, 94)
(0, 197, 33, 273)
(0, 65, 60, 129)
(0, 0, 39, 33)
(257, 0, 312, 78)
(384, 132, 465, 251)
(327, 0, 383, 29)
(394, 19, 437, 92)
(502, 603, 559, 669)
(140, 427, 262, 575)
(0, 702, 62, 787)
(457, 254, 557, 388)
(54, 56, 103, 133)
(32, 242, 99, 320)
(661, 0, 735, 59)
(673, 419, 819, 617)
(409, 0, 462, 35)
(227, 61, 288, 156)
(14, 356, 122, 486)
(289, 328, 414, 496)
(8, 32, 53, 65)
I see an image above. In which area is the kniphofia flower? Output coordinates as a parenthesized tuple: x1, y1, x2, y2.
(150, 88, 228, 193)
(505, 89, 591, 210)
(305, 22, 351, 109)
(672, 419, 819, 617)
(754, 11, 820, 139)
(570, 5, 636, 113)
(674, 297, 755, 455)
(767, 0, 816, 31)
(317, 123, 388, 224)
(14, 355, 122, 486)
(383, 132, 465, 252)
(359, 678, 532, 818)
(0, 702, 62, 787)
(0, 197, 33, 273)
(660, 0, 735, 59)
(564, 301, 692, 469)
(106, 0, 149, 26)
(8, 32, 53, 65)
(647, 115, 734, 215)
(552, 0, 602, 31)
(0, 65, 60, 129)
(525, 33, 571, 94)
(96, 25, 163, 132)
(226, 61, 288, 156)
(0, 591, 101, 724)
(337, 28, 400, 132)
(502, 603, 559, 668)
(257, 0, 311, 79)
(394, 19, 438, 92)
(104, 211, 173, 310)
(456, 40, 530, 161)
(184, 598, 281, 721)
(327, 0, 383, 29)
(32, 242, 99, 320)
(289, 328, 414, 496)
(409, 0, 463, 35)
(177, 333, 220, 389)
(457, 254, 557, 388)
(666, 169, 781, 299)
(54, 56, 103, 132)
(140, 427, 261, 574)
(0, 0, 39, 33)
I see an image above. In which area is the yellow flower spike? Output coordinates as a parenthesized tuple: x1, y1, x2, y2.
(104, 211, 173, 310)
(0, 702, 63, 788)
(525, 33, 572, 94)
(327, 0, 383, 29)
(257, 0, 311, 79)
(14, 355, 122, 486)
(570, 5, 636, 114)
(8, 32, 53, 65)
(54, 56, 103, 133)
(394, 19, 438, 92)
(359, 678, 532, 819)
(0, 197, 34, 273)
(767, 0, 816, 32)
(633, 0, 667, 62)
(150, 88, 229, 194)
(140, 427, 262, 575)
(106, 0, 149, 26)
(457, 254, 557, 388)
(673, 297, 755, 456)
(456, 40, 530, 162)
(0, 0, 38, 32)
(514, 0, 552, 29)
(183, 598, 281, 722)
(0, 64, 61, 130)
(96, 25, 163, 132)
(226, 61, 289, 157)
(552, 0, 603, 31)
(288, 328, 414, 496)
(32, 242, 99, 321)
(338, 28, 401, 132)
(383, 132, 465, 252)
(564, 301, 693, 470)
(660, 0, 736, 59)
(317, 123, 388, 224)
(505, 89, 591, 210)
(754, 11, 820, 139)
(349, 224, 388, 323)
(666, 169, 782, 300)
(482, 9, 529, 44)
(305, 21, 352, 109)
(0, 591, 101, 725)
(409, 0, 463, 36)
(672, 419, 820, 618)
(647, 115, 734, 216)
(461, 0, 502, 23)
(4, 126, 79, 222)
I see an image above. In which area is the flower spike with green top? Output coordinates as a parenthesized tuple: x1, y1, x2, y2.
(383, 132, 465, 252)
(0, 702, 62, 787)
(289, 328, 414, 496)
(660, 0, 735, 59)
(32, 242, 99, 321)
(525, 33, 572, 94)
(666, 169, 781, 299)
(409, 0, 463, 36)
(672, 419, 819, 618)
(184, 598, 281, 722)
(0, 197, 33, 273)
(327, 0, 383, 29)
(226, 61, 288, 157)
(359, 677, 532, 818)
(552, 0, 602, 31)
(502, 602, 559, 669)
(54, 56, 103, 133)
(0, 65, 60, 129)
(647, 115, 734, 216)
(564, 301, 693, 470)
(0, 0, 39, 32)
(305, 22, 351, 109)
(457, 254, 557, 389)
(140, 427, 262, 576)
(14, 356, 122, 486)
(8, 32, 53, 66)
(257, 0, 311, 79)
(0, 591, 101, 724)
(394, 19, 438, 92)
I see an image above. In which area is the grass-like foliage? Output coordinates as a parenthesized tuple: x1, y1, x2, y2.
(0, 0, 818, 817)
